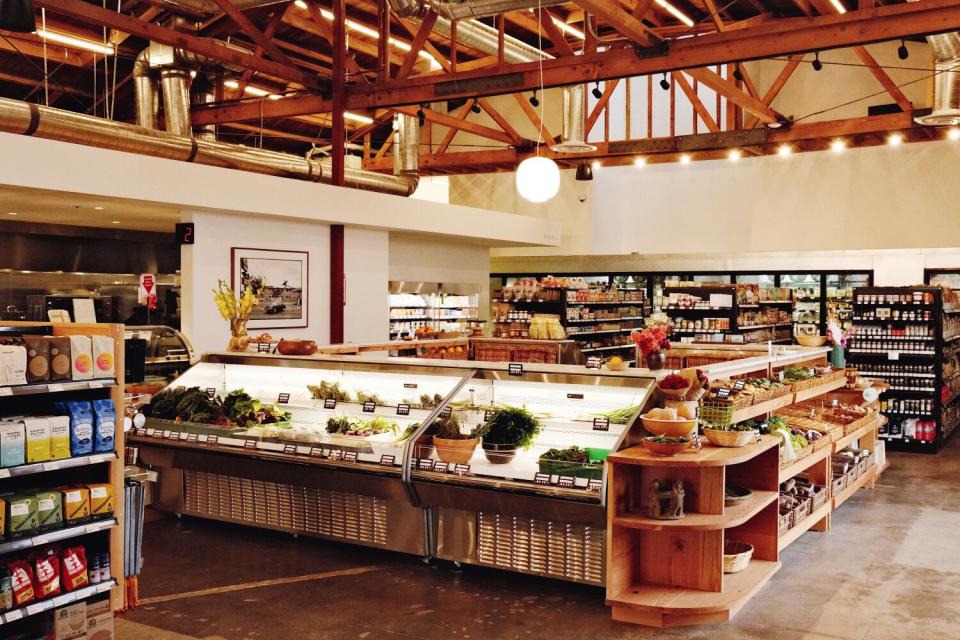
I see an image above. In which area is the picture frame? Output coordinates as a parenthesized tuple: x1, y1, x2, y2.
(231, 247, 309, 329)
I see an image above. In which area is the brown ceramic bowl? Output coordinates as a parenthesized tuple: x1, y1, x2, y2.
(276, 339, 317, 356)
(642, 437, 692, 456)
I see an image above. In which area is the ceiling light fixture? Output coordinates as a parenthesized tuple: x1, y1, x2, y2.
(732, 64, 743, 82)
(37, 29, 115, 56)
(529, 91, 539, 107)
(888, 132, 904, 146)
(655, 0, 694, 27)
(898, 40, 909, 60)
(6, 212, 17, 216)
(575, 161, 593, 181)
(728, 149, 741, 161)
(0, 0, 36, 32)
(94, 206, 104, 210)
(828, 0, 847, 13)
(516, 156, 560, 203)
(592, 82, 603, 100)
(470, 102, 482, 114)
(659, 73, 670, 91)
(948, 127, 960, 141)
(777, 143, 792, 157)
(111, 220, 120, 224)
(552, 17, 585, 40)
(634, 157, 647, 168)
(591, 160, 601, 171)
(343, 111, 374, 125)
(811, 52, 823, 72)
(830, 139, 846, 153)
(679, 154, 691, 165)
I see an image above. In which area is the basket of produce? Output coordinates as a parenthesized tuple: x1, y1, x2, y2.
(642, 435, 692, 456)
(703, 424, 758, 447)
(593, 405, 644, 425)
(698, 397, 736, 427)
(640, 408, 698, 438)
(723, 540, 754, 574)
(537, 446, 607, 479)
(778, 508, 793, 536)
(782, 367, 819, 392)
(147, 387, 292, 436)
(656, 373, 692, 400)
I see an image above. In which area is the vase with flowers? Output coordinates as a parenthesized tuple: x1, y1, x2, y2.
(213, 280, 258, 352)
(825, 314, 852, 368)
(632, 325, 672, 370)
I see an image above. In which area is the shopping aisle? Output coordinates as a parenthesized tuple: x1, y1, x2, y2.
(120, 440, 960, 640)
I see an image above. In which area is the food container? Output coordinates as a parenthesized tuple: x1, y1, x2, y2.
(641, 437, 692, 457)
(277, 339, 318, 356)
(723, 540, 754, 574)
(703, 428, 757, 448)
(640, 414, 698, 438)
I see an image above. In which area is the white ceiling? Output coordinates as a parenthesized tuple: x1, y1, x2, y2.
(0, 186, 181, 233)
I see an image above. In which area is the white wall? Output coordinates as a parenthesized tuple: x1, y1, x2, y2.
(181, 211, 332, 355)
(344, 227, 390, 343)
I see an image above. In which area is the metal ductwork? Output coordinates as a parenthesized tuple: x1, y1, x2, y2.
(160, 0, 288, 18)
(393, 113, 419, 176)
(550, 84, 596, 153)
(390, 0, 565, 20)
(916, 33, 960, 126)
(160, 68, 192, 136)
(133, 49, 159, 130)
(0, 98, 419, 196)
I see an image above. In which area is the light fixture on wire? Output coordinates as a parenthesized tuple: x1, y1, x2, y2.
(812, 52, 823, 72)
(416, 105, 425, 127)
(575, 161, 593, 181)
(733, 64, 743, 82)
(659, 73, 670, 91)
(898, 40, 909, 60)
(0, 0, 36, 33)
(529, 91, 539, 107)
(470, 102, 481, 114)
(516, 156, 560, 202)
(831, 139, 846, 153)
(592, 82, 603, 99)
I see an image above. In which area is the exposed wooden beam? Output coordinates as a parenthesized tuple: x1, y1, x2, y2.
(672, 72, 720, 132)
(511, 92, 557, 145)
(233, 8, 289, 98)
(395, 11, 438, 80)
(538, 8, 576, 57)
(0, 69, 92, 97)
(211, 0, 294, 67)
(631, 0, 657, 19)
(394, 104, 515, 145)
(0, 33, 85, 66)
(744, 54, 803, 128)
(108, 5, 161, 45)
(586, 79, 620, 135)
(397, 17, 451, 72)
(852, 45, 912, 112)
(703, 0, 726, 31)
(476, 98, 524, 146)
(684, 66, 780, 125)
(222, 122, 318, 144)
(301, 0, 366, 79)
(436, 100, 473, 154)
(576, 0, 654, 46)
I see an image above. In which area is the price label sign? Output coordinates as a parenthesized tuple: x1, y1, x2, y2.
(454, 463, 470, 474)
(483, 409, 495, 422)
(135, 428, 146, 437)
(343, 451, 358, 462)
(277, 393, 291, 405)
(557, 476, 575, 488)
(283, 444, 298, 455)
(533, 472, 551, 485)
(151, 430, 163, 439)
(432, 460, 449, 473)
(403, 383, 418, 389)
(777, 371, 785, 383)
(244, 439, 257, 450)
(439, 406, 453, 418)
(187, 433, 199, 443)
(166, 431, 180, 441)
(309, 447, 325, 458)
(567, 393, 584, 400)
(207, 435, 218, 446)
(396, 403, 411, 416)
(257, 342, 271, 353)
(362, 401, 376, 413)
(508, 363, 524, 376)
(418, 458, 434, 471)
(323, 398, 337, 410)
(733, 380, 745, 391)
(888, 351, 900, 361)
(585, 357, 603, 370)
(592, 417, 610, 432)
(716, 388, 732, 399)
(205, 388, 217, 398)
(379, 455, 396, 466)
(329, 449, 343, 461)
(587, 479, 603, 493)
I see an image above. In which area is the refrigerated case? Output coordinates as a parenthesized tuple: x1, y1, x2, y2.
(389, 281, 483, 338)
(129, 353, 655, 585)
(826, 273, 870, 332)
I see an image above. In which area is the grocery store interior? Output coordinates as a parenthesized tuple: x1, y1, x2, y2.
(2, 0, 960, 637)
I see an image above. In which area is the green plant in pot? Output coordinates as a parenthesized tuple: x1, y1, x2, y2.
(431, 413, 480, 464)
(475, 406, 542, 464)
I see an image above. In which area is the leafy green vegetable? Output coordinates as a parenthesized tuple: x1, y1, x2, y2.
(308, 381, 351, 402)
(472, 406, 542, 449)
(540, 445, 590, 463)
(595, 405, 642, 425)
(647, 434, 689, 443)
(356, 391, 385, 406)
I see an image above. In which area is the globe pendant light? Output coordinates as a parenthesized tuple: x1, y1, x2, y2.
(516, 156, 560, 203)
(0, 0, 36, 32)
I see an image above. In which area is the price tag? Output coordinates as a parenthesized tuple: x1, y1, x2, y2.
(0, 469, 9, 479)
(439, 406, 453, 418)
(48, 384, 64, 393)
(207, 435, 218, 446)
(135, 428, 147, 437)
(166, 431, 180, 441)
(432, 460, 448, 473)
(592, 417, 610, 432)
(0, 387, 12, 396)
(277, 393, 291, 405)
(557, 475, 575, 488)
(362, 401, 376, 413)
(88, 381, 102, 389)
(567, 393, 584, 400)
(585, 357, 603, 370)
(733, 380, 745, 391)
(323, 398, 337, 410)
(508, 363, 524, 376)
(187, 433, 199, 443)
(42, 461, 60, 472)
(418, 458, 434, 471)
(396, 403, 411, 416)
(51, 594, 73, 607)
(454, 463, 470, 474)
(309, 447, 325, 458)
(205, 388, 217, 398)
(403, 383, 418, 389)
(283, 444, 298, 455)
(716, 388, 732, 399)
(888, 351, 900, 361)
(328, 449, 343, 461)
(26, 603, 46, 616)
(257, 342, 271, 353)
(587, 479, 603, 493)
(244, 439, 257, 450)
(343, 451, 358, 462)
(151, 430, 164, 439)
(379, 454, 396, 466)
(533, 472, 551, 485)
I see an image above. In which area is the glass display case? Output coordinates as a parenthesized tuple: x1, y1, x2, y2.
(124, 325, 194, 381)
(827, 273, 870, 331)
(781, 273, 822, 337)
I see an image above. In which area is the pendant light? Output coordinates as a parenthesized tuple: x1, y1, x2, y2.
(0, 0, 37, 33)
(575, 160, 593, 181)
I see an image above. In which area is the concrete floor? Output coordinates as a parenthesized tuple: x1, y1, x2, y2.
(119, 442, 960, 640)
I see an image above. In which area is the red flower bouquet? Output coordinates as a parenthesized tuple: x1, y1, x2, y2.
(631, 325, 671, 357)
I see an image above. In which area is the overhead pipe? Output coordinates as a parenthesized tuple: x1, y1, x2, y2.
(159, 68, 193, 136)
(0, 97, 420, 196)
(915, 32, 960, 126)
(551, 84, 596, 153)
(132, 49, 159, 130)
(389, 0, 566, 20)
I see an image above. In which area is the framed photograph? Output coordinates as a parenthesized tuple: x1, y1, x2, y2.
(231, 248, 308, 329)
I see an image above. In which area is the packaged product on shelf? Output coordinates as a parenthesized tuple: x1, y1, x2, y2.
(0, 342, 27, 386)
(61, 487, 91, 524)
(84, 484, 113, 519)
(46, 415, 71, 460)
(47, 336, 72, 382)
(91, 400, 116, 454)
(31, 546, 61, 599)
(35, 490, 64, 532)
(22, 416, 51, 463)
(68, 336, 94, 381)
(50, 600, 87, 640)
(23, 336, 50, 384)
(0, 421, 25, 467)
(91, 335, 115, 379)
(86, 597, 115, 640)
(60, 546, 89, 592)
(63, 402, 94, 456)
(7, 494, 39, 538)
(0, 567, 12, 611)
(8, 558, 36, 606)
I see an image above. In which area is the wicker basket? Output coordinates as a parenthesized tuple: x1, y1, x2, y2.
(723, 540, 754, 574)
(699, 398, 736, 427)
(809, 483, 829, 511)
(831, 473, 847, 496)
(780, 444, 813, 468)
(810, 435, 831, 452)
(704, 428, 758, 448)
(792, 496, 812, 523)
(778, 509, 792, 535)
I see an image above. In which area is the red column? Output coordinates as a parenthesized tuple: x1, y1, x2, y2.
(330, 0, 346, 344)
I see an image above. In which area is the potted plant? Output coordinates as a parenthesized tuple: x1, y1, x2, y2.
(632, 324, 671, 370)
(474, 406, 542, 464)
(432, 413, 480, 464)
(825, 314, 851, 369)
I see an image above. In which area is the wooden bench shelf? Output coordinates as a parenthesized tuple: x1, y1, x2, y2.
(613, 490, 778, 531)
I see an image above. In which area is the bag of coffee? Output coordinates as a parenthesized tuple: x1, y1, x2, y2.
(8, 559, 35, 606)
(35, 490, 63, 532)
(0, 422, 25, 468)
(91, 335, 115, 379)
(60, 546, 89, 592)
(85, 484, 113, 518)
(91, 400, 115, 454)
(30, 546, 61, 599)
(65, 402, 94, 456)
(23, 336, 50, 384)
(61, 487, 90, 525)
(22, 417, 51, 464)
(68, 336, 93, 381)
(7, 494, 38, 538)
(46, 336, 72, 382)
(46, 415, 71, 460)
(0, 344, 27, 387)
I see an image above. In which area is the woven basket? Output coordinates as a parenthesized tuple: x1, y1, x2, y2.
(778, 509, 792, 536)
(831, 473, 847, 496)
(810, 435, 831, 452)
(780, 444, 813, 468)
(810, 483, 829, 511)
(704, 428, 757, 448)
(792, 496, 812, 523)
(723, 540, 754, 574)
(699, 398, 736, 427)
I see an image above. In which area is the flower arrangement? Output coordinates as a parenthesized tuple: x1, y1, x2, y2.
(632, 325, 671, 357)
(213, 280, 257, 351)
(825, 314, 852, 348)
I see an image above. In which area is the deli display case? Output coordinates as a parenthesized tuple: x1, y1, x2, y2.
(128, 353, 657, 585)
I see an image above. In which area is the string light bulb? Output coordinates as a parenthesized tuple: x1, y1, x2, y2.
(679, 154, 691, 165)
(948, 128, 960, 141)
(659, 73, 670, 91)
(812, 52, 823, 72)
(898, 40, 909, 60)
(728, 149, 741, 162)
(592, 82, 603, 99)
(830, 139, 846, 153)
(888, 132, 904, 147)
(634, 157, 647, 168)
(777, 144, 792, 157)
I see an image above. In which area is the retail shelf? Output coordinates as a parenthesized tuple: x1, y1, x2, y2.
(566, 316, 644, 324)
(853, 303, 933, 310)
(852, 317, 933, 323)
(945, 334, 960, 343)
(0, 519, 117, 556)
(856, 371, 935, 379)
(848, 349, 935, 356)
(606, 560, 780, 615)
(731, 395, 796, 424)
(832, 465, 876, 509)
(389, 317, 431, 321)
(568, 328, 636, 337)
(738, 304, 759, 309)
(566, 300, 645, 306)
(612, 491, 777, 531)
(759, 300, 795, 305)
(663, 307, 735, 313)
(737, 323, 793, 331)
(580, 344, 634, 354)
(492, 298, 562, 304)
(0, 579, 116, 625)
(0, 379, 115, 398)
(673, 329, 732, 334)
(853, 335, 935, 341)
(0, 452, 118, 479)
(778, 502, 831, 551)
(832, 417, 883, 452)
(882, 436, 938, 452)
(794, 377, 847, 402)
(884, 386, 936, 393)
(778, 446, 831, 484)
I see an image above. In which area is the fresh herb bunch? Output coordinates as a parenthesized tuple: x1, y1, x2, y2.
(540, 445, 590, 463)
(646, 434, 689, 443)
(150, 387, 225, 424)
(308, 381, 352, 402)
(595, 405, 642, 424)
(356, 391, 385, 406)
(473, 406, 542, 449)
(432, 413, 470, 440)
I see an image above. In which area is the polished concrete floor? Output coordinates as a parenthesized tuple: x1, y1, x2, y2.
(119, 441, 960, 640)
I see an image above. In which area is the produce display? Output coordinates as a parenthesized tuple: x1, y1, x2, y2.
(308, 381, 351, 402)
(326, 415, 398, 437)
(148, 387, 291, 429)
(537, 445, 606, 479)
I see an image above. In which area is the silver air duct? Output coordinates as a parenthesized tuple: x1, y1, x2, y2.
(916, 33, 960, 126)
(160, 0, 288, 18)
(390, 0, 566, 20)
(550, 84, 596, 153)
(133, 49, 159, 129)
(0, 97, 419, 196)
(160, 68, 192, 136)
(393, 113, 419, 176)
